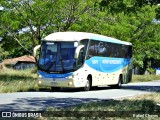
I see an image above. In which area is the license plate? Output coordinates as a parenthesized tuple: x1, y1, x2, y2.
(51, 82, 58, 85)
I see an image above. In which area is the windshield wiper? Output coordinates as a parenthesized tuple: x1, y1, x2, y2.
(60, 57, 65, 73)
(46, 60, 56, 72)
(59, 43, 65, 73)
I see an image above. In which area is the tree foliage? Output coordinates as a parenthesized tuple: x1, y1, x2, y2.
(0, 0, 95, 54)
(0, 0, 160, 74)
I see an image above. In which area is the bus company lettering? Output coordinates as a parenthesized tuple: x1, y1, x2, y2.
(92, 60, 99, 64)
(92, 59, 122, 65)
(102, 59, 122, 64)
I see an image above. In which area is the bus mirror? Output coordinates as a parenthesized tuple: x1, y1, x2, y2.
(33, 45, 41, 58)
(74, 45, 84, 59)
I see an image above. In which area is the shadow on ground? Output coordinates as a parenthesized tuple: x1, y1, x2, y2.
(121, 85, 160, 92)
(0, 82, 159, 111)
(0, 97, 104, 111)
(37, 84, 160, 93)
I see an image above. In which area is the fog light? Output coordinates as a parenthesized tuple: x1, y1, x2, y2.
(68, 82, 72, 85)
(38, 81, 42, 84)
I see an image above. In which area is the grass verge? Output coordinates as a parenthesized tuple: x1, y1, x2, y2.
(43, 93, 160, 120)
(0, 69, 38, 93)
(0, 69, 160, 93)
(132, 75, 160, 83)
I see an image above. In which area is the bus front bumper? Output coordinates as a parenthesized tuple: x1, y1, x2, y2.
(37, 77, 85, 88)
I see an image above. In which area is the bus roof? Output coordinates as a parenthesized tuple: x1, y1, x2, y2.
(44, 32, 132, 45)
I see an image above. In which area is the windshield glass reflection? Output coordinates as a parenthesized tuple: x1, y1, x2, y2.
(38, 41, 76, 73)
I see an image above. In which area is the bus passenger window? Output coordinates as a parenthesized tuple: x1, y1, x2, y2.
(128, 46, 132, 58)
(97, 42, 106, 56)
(88, 41, 98, 57)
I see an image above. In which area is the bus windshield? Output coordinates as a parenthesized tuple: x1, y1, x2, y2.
(38, 41, 77, 73)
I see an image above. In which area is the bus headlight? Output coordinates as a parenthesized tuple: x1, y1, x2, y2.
(39, 74, 42, 78)
(68, 75, 74, 79)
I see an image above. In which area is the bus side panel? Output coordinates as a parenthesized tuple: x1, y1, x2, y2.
(85, 57, 132, 86)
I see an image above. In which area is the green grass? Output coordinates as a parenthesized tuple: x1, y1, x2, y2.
(132, 75, 160, 83)
(0, 69, 160, 93)
(69, 93, 160, 111)
(0, 69, 39, 93)
(42, 93, 160, 120)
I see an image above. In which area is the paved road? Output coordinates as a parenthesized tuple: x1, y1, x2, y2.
(0, 80, 160, 111)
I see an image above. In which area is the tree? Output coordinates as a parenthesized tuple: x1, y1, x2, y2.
(0, 44, 9, 61)
(71, 2, 160, 74)
(0, 0, 95, 56)
(0, 0, 160, 74)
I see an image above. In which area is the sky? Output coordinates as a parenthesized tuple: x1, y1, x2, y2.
(0, 6, 4, 10)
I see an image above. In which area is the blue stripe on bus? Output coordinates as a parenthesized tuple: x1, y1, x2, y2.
(38, 71, 73, 78)
(85, 57, 131, 73)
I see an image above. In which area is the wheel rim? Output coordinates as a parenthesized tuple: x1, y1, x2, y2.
(118, 77, 122, 87)
(118, 81, 121, 87)
(84, 79, 90, 91)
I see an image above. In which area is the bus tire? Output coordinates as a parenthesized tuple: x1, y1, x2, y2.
(84, 77, 91, 91)
(111, 75, 122, 89)
(51, 87, 60, 92)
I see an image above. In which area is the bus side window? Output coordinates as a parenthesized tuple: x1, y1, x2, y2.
(89, 40, 107, 57)
(77, 48, 85, 67)
(97, 42, 106, 57)
(80, 39, 89, 53)
(121, 45, 126, 58)
(88, 40, 98, 57)
(80, 39, 89, 59)
(128, 46, 132, 58)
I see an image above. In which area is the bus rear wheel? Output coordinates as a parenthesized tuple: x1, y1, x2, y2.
(111, 75, 122, 89)
(84, 77, 91, 91)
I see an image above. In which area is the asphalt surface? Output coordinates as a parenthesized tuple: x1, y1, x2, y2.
(0, 80, 160, 111)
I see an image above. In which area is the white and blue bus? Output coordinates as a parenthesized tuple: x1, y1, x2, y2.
(34, 32, 132, 91)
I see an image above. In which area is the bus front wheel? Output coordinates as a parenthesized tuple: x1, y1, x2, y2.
(84, 77, 91, 91)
